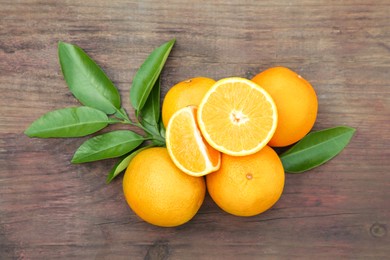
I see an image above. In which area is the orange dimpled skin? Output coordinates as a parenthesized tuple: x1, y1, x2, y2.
(123, 148, 206, 227)
(252, 67, 318, 147)
(206, 146, 285, 217)
(162, 77, 216, 127)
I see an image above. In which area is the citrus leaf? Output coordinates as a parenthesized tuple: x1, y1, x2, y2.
(24, 106, 109, 138)
(138, 76, 166, 146)
(280, 126, 356, 173)
(106, 145, 152, 184)
(140, 76, 161, 127)
(58, 41, 121, 114)
(72, 130, 145, 163)
(159, 120, 166, 139)
(130, 39, 175, 111)
(114, 107, 130, 121)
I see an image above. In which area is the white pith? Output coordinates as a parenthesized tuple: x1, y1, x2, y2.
(230, 110, 249, 125)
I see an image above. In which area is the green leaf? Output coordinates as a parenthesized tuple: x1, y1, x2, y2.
(130, 39, 175, 111)
(280, 126, 356, 173)
(159, 120, 166, 139)
(138, 76, 166, 146)
(140, 76, 161, 127)
(106, 145, 152, 184)
(25, 106, 109, 138)
(72, 130, 145, 163)
(114, 107, 130, 121)
(58, 41, 121, 114)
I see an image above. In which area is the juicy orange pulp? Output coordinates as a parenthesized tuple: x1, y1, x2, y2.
(166, 106, 221, 176)
(197, 77, 278, 156)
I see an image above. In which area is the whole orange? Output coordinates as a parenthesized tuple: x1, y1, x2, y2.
(123, 147, 206, 227)
(252, 66, 318, 147)
(206, 145, 285, 217)
(162, 77, 215, 127)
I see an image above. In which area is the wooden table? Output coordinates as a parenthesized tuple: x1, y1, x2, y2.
(1, 1, 389, 259)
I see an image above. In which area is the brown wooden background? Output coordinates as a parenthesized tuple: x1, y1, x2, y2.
(1, 0, 389, 259)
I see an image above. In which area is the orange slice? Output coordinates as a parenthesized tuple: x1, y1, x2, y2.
(197, 77, 278, 156)
(166, 106, 221, 176)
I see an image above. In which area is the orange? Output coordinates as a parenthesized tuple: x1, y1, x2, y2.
(122, 147, 206, 227)
(162, 77, 216, 127)
(197, 77, 278, 156)
(166, 106, 220, 176)
(206, 145, 285, 217)
(252, 66, 318, 147)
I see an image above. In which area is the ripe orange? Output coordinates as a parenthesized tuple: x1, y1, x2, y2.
(166, 106, 220, 176)
(197, 77, 278, 156)
(206, 145, 285, 217)
(162, 77, 216, 127)
(122, 147, 206, 227)
(252, 66, 318, 147)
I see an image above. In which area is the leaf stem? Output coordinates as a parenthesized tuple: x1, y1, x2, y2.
(111, 112, 165, 146)
(114, 108, 130, 121)
(136, 122, 165, 146)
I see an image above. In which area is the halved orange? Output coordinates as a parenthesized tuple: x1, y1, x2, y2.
(197, 77, 278, 156)
(166, 106, 221, 176)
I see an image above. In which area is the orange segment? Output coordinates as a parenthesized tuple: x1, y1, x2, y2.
(166, 106, 221, 176)
(197, 77, 277, 156)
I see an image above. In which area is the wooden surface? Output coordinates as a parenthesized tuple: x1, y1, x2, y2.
(1, 0, 389, 259)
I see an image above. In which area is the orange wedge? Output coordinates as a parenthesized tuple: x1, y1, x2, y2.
(197, 77, 278, 156)
(166, 106, 221, 176)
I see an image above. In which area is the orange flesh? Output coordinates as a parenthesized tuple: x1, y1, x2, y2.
(198, 79, 277, 155)
(167, 106, 220, 176)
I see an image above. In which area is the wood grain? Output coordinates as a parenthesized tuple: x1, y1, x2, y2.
(1, 0, 389, 259)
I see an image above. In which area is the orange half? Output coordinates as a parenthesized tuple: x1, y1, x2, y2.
(197, 77, 278, 156)
(166, 106, 221, 176)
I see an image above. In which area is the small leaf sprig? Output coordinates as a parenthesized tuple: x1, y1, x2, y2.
(25, 39, 176, 183)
